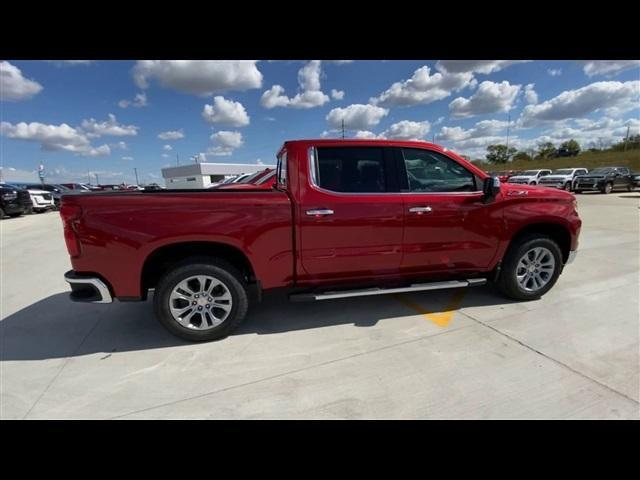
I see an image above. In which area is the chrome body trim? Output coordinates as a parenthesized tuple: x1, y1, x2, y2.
(64, 272, 113, 303)
(565, 250, 577, 265)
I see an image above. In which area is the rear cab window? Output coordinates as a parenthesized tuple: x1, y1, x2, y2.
(313, 147, 387, 193)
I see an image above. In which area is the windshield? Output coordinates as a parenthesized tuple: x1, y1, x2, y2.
(522, 170, 540, 175)
(552, 169, 573, 175)
(590, 168, 613, 174)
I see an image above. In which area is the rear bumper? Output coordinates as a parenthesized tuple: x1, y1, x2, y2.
(64, 270, 113, 303)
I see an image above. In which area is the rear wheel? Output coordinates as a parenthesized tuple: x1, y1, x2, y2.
(496, 234, 563, 301)
(153, 257, 249, 342)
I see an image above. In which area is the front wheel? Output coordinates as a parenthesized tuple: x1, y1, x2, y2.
(601, 182, 613, 194)
(563, 182, 572, 191)
(496, 235, 563, 301)
(530, 181, 537, 186)
(153, 257, 249, 342)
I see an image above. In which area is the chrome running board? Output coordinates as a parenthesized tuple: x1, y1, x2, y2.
(290, 278, 487, 302)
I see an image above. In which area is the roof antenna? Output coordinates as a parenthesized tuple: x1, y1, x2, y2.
(342, 119, 345, 139)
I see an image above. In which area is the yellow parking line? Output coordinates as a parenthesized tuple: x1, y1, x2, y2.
(393, 290, 467, 327)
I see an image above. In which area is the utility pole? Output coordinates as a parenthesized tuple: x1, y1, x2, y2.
(624, 125, 630, 151)
(134, 167, 139, 185)
(342, 119, 345, 139)
(95, 173, 100, 185)
(87, 170, 91, 185)
(505, 112, 511, 151)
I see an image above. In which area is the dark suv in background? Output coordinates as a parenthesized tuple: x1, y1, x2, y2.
(574, 167, 634, 194)
(0, 184, 31, 219)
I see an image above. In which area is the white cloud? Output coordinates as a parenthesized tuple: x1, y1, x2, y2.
(582, 61, 640, 77)
(331, 89, 345, 100)
(435, 60, 530, 75)
(208, 130, 243, 156)
(1, 121, 110, 156)
(518, 80, 640, 127)
(132, 60, 263, 96)
(260, 60, 330, 109)
(163, 144, 173, 151)
(202, 95, 250, 126)
(524, 83, 538, 104)
(49, 60, 93, 66)
(370, 65, 476, 107)
(80, 114, 139, 137)
(449, 81, 521, 118)
(547, 68, 562, 76)
(438, 119, 509, 142)
(158, 129, 184, 140)
(118, 92, 148, 108)
(112, 141, 128, 150)
(326, 104, 389, 130)
(1, 61, 43, 101)
(353, 130, 378, 139)
(381, 120, 431, 140)
(161, 153, 169, 158)
(327, 60, 354, 65)
(121, 156, 134, 161)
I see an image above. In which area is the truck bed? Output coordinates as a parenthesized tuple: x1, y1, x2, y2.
(62, 189, 294, 298)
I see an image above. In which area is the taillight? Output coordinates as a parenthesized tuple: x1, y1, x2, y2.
(60, 203, 82, 257)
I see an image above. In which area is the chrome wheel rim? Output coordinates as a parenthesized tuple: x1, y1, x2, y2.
(516, 247, 555, 292)
(168, 275, 232, 330)
(605, 183, 612, 193)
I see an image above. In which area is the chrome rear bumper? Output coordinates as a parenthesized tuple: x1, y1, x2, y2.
(566, 250, 578, 265)
(64, 270, 113, 303)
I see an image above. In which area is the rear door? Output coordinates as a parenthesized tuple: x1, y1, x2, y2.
(398, 147, 500, 275)
(297, 146, 404, 282)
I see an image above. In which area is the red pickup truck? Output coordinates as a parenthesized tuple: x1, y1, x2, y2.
(61, 139, 581, 342)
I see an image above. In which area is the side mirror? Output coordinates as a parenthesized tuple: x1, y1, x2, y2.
(483, 176, 501, 202)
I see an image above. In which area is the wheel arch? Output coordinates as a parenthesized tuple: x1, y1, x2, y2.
(506, 222, 572, 264)
(141, 241, 258, 299)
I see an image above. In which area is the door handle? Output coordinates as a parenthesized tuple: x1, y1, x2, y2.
(306, 209, 334, 216)
(409, 206, 432, 214)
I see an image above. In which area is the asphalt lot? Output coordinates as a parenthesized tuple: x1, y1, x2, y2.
(1, 192, 638, 419)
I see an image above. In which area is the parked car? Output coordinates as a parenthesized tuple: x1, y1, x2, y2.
(7, 183, 55, 212)
(61, 139, 581, 342)
(507, 169, 553, 185)
(21, 183, 71, 209)
(61, 183, 94, 191)
(631, 172, 640, 190)
(573, 166, 634, 194)
(538, 168, 588, 191)
(214, 169, 275, 190)
(0, 184, 28, 218)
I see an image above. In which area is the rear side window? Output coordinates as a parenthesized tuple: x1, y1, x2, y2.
(401, 148, 477, 193)
(315, 147, 386, 193)
(277, 151, 287, 188)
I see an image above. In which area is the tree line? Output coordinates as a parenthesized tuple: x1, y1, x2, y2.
(484, 134, 640, 164)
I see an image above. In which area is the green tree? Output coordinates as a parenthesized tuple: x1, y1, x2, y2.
(559, 139, 581, 156)
(512, 151, 533, 162)
(537, 141, 557, 159)
(486, 144, 517, 164)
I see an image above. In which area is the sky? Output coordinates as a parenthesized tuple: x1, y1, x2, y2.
(1, 60, 638, 185)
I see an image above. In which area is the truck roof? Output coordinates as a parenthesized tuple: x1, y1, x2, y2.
(285, 138, 441, 148)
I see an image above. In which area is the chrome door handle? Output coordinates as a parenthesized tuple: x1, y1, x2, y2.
(409, 206, 432, 213)
(306, 209, 334, 216)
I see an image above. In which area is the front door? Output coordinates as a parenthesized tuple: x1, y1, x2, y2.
(398, 147, 501, 275)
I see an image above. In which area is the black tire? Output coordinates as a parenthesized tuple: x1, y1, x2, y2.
(495, 234, 563, 301)
(627, 185, 634, 192)
(601, 182, 613, 194)
(0, 207, 5, 219)
(8, 212, 22, 218)
(153, 257, 249, 342)
(574, 189, 582, 194)
(563, 182, 572, 191)
(530, 181, 537, 186)
(24, 207, 33, 215)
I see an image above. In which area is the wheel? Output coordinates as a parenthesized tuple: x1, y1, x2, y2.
(530, 181, 537, 186)
(563, 182, 572, 191)
(496, 234, 563, 301)
(601, 182, 613, 194)
(0, 207, 5, 219)
(627, 185, 634, 192)
(574, 189, 582, 194)
(9, 212, 22, 218)
(153, 257, 249, 342)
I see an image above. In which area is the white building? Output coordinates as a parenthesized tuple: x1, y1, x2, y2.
(161, 163, 275, 189)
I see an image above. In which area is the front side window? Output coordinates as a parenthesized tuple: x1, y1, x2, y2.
(401, 148, 477, 193)
(315, 147, 386, 193)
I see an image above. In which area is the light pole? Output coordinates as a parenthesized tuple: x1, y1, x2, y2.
(134, 167, 139, 185)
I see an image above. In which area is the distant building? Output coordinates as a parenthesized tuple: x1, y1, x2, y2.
(161, 163, 274, 189)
